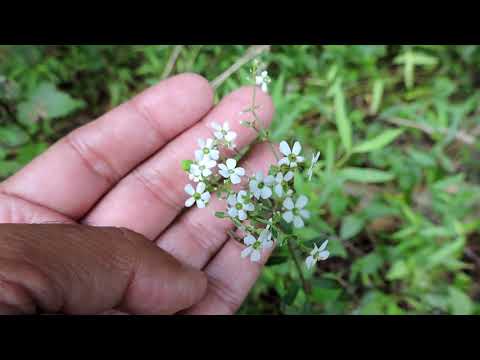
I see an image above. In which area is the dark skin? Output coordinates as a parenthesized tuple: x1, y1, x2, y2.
(0, 73, 276, 314)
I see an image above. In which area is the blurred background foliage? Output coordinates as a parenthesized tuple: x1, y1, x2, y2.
(1, 45, 479, 314)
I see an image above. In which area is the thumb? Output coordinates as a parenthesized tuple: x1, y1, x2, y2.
(0, 224, 207, 314)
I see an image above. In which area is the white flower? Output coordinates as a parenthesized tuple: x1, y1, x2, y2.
(305, 240, 329, 269)
(255, 70, 271, 93)
(218, 158, 245, 184)
(189, 158, 216, 182)
(274, 170, 294, 197)
(282, 195, 310, 228)
(249, 171, 274, 199)
(307, 152, 321, 181)
(210, 122, 237, 147)
(184, 182, 211, 208)
(240, 229, 273, 262)
(227, 190, 254, 221)
(278, 141, 305, 168)
(195, 138, 219, 161)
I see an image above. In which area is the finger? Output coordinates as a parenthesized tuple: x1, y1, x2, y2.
(0, 224, 207, 314)
(83, 86, 274, 240)
(0, 193, 73, 224)
(156, 142, 276, 269)
(0, 74, 213, 219)
(183, 238, 274, 315)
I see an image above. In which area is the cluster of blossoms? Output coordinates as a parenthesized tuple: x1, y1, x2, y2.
(182, 60, 328, 270)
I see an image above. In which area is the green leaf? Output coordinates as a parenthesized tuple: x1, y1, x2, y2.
(427, 237, 464, 269)
(16, 142, 48, 165)
(332, 81, 352, 152)
(339, 167, 395, 183)
(17, 82, 84, 123)
(214, 211, 225, 219)
(181, 159, 193, 172)
(448, 287, 473, 315)
(352, 129, 403, 154)
(0, 160, 21, 177)
(386, 260, 409, 280)
(325, 137, 335, 174)
(283, 283, 300, 305)
(369, 79, 384, 115)
(340, 215, 365, 240)
(0, 125, 29, 147)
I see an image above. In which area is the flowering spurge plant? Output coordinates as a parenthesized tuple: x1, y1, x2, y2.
(181, 59, 329, 292)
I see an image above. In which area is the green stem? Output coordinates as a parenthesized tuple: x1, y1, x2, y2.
(287, 240, 310, 296)
(335, 151, 351, 169)
(250, 84, 280, 162)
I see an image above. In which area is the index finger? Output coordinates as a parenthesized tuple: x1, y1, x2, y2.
(0, 74, 213, 219)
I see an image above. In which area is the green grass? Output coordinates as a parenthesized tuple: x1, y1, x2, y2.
(1, 45, 480, 314)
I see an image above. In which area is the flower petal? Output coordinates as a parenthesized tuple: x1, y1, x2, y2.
(230, 174, 241, 185)
(238, 210, 247, 221)
(244, 234, 256, 246)
(225, 132, 237, 142)
(283, 197, 294, 210)
(237, 190, 248, 201)
(293, 216, 304, 228)
(300, 209, 310, 219)
(244, 203, 255, 212)
(219, 169, 229, 178)
(235, 167, 245, 177)
(296, 195, 308, 209)
(185, 197, 195, 207)
(278, 158, 289, 166)
(284, 171, 294, 182)
(226, 158, 237, 169)
(210, 150, 220, 161)
(184, 184, 195, 196)
(264, 175, 274, 185)
(282, 211, 293, 223)
(274, 184, 283, 197)
(319, 250, 330, 260)
(279, 141, 291, 156)
(305, 256, 315, 269)
(227, 194, 237, 206)
(249, 180, 258, 192)
(196, 182, 206, 194)
(210, 122, 221, 131)
(228, 207, 238, 218)
(251, 250, 261, 262)
(194, 150, 204, 161)
(319, 240, 329, 252)
(292, 141, 302, 155)
(196, 199, 205, 208)
(241, 246, 253, 259)
(261, 187, 272, 199)
(263, 240, 273, 249)
(201, 192, 210, 202)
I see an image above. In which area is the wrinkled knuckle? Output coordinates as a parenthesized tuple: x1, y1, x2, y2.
(0, 258, 62, 314)
(207, 275, 242, 314)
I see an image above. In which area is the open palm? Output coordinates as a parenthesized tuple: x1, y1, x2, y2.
(0, 73, 276, 314)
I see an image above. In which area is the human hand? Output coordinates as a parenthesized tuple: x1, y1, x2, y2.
(0, 73, 275, 314)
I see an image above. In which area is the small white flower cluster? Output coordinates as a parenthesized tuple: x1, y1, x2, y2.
(184, 121, 242, 208)
(182, 59, 329, 270)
